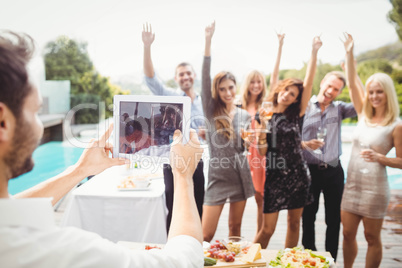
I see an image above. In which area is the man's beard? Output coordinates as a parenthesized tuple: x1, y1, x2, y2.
(5, 121, 38, 179)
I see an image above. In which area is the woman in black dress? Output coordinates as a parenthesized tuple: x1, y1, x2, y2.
(254, 36, 322, 249)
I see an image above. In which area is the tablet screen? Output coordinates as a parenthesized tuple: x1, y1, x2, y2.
(118, 101, 183, 156)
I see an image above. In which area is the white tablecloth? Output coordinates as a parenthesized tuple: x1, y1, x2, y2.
(61, 165, 168, 243)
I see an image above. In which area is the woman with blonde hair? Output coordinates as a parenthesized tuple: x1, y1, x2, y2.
(239, 33, 285, 235)
(254, 35, 322, 249)
(201, 21, 254, 242)
(341, 33, 402, 268)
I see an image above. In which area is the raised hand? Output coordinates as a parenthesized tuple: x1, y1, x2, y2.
(342, 32, 354, 53)
(312, 36, 322, 52)
(277, 32, 285, 46)
(205, 21, 215, 41)
(142, 23, 155, 47)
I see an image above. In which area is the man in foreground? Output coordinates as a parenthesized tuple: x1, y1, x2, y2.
(0, 31, 204, 268)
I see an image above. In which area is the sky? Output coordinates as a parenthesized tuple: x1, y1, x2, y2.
(0, 0, 398, 84)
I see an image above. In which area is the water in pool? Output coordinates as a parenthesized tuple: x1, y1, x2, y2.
(8, 142, 84, 195)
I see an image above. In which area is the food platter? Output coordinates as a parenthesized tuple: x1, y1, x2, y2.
(203, 240, 266, 268)
(268, 247, 335, 268)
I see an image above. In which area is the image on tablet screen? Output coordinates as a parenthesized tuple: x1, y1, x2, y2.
(119, 101, 183, 155)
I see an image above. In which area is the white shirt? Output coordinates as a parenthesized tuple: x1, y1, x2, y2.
(0, 198, 203, 268)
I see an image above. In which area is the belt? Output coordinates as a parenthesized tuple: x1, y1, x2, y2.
(308, 160, 340, 170)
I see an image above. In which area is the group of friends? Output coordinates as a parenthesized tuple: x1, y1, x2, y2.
(0, 21, 401, 268)
(143, 22, 402, 268)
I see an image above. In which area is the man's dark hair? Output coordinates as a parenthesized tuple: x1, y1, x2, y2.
(0, 31, 35, 119)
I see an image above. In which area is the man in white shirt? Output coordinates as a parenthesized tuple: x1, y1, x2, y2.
(0, 31, 204, 268)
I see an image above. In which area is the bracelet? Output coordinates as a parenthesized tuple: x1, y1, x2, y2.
(258, 138, 267, 145)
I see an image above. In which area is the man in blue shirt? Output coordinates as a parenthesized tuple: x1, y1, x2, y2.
(301, 71, 357, 261)
(142, 23, 205, 233)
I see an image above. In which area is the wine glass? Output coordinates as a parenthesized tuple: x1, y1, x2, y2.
(360, 142, 370, 174)
(262, 102, 274, 121)
(242, 122, 255, 156)
(313, 127, 327, 154)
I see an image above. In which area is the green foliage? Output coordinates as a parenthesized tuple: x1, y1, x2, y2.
(388, 0, 402, 41)
(357, 59, 393, 82)
(165, 79, 178, 89)
(44, 36, 93, 93)
(44, 36, 129, 124)
(357, 42, 402, 65)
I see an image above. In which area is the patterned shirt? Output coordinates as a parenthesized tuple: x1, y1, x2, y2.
(302, 95, 356, 165)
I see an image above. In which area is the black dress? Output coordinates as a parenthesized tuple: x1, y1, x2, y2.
(263, 113, 312, 213)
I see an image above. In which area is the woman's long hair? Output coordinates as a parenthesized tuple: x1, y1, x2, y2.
(212, 71, 237, 140)
(240, 70, 267, 110)
(363, 73, 399, 126)
(267, 78, 304, 119)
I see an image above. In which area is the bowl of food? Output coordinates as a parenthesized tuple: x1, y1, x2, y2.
(133, 178, 150, 188)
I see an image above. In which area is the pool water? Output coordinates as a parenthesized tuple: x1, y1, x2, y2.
(8, 142, 84, 195)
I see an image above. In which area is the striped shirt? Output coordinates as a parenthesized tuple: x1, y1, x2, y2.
(302, 95, 356, 165)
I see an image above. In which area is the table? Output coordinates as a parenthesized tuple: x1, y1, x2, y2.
(61, 165, 168, 243)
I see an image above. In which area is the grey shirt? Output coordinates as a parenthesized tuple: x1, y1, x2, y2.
(302, 95, 356, 165)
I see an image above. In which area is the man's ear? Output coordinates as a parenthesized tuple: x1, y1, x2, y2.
(0, 103, 15, 142)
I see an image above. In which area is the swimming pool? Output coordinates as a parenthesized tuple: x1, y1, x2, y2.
(8, 142, 84, 195)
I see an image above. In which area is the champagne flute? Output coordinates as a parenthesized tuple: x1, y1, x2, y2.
(360, 142, 370, 174)
(313, 127, 327, 154)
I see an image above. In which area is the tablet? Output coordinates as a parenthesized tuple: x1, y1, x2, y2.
(113, 95, 191, 159)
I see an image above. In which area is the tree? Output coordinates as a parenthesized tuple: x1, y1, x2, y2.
(388, 0, 402, 41)
(44, 36, 129, 124)
(44, 36, 93, 94)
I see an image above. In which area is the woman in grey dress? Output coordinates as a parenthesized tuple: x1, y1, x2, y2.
(342, 33, 402, 268)
(201, 22, 254, 242)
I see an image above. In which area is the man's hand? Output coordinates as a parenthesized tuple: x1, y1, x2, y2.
(142, 23, 155, 48)
(75, 124, 125, 177)
(302, 139, 325, 150)
(170, 129, 203, 178)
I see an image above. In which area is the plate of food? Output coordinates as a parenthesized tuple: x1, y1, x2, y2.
(268, 247, 335, 268)
(117, 177, 151, 191)
(203, 239, 266, 267)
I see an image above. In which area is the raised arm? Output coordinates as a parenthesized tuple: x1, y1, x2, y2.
(14, 124, 125, 205)
(168, 129, 204, 243)
(343, 33, 363, 115)
(270, 33, 285, 91)
(300, 36, 322, 116)
(204, 21, 215, 57)
(341, 60, 365, 96)
(142, 23, 156, 78)
(201, 21, 216, 118)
